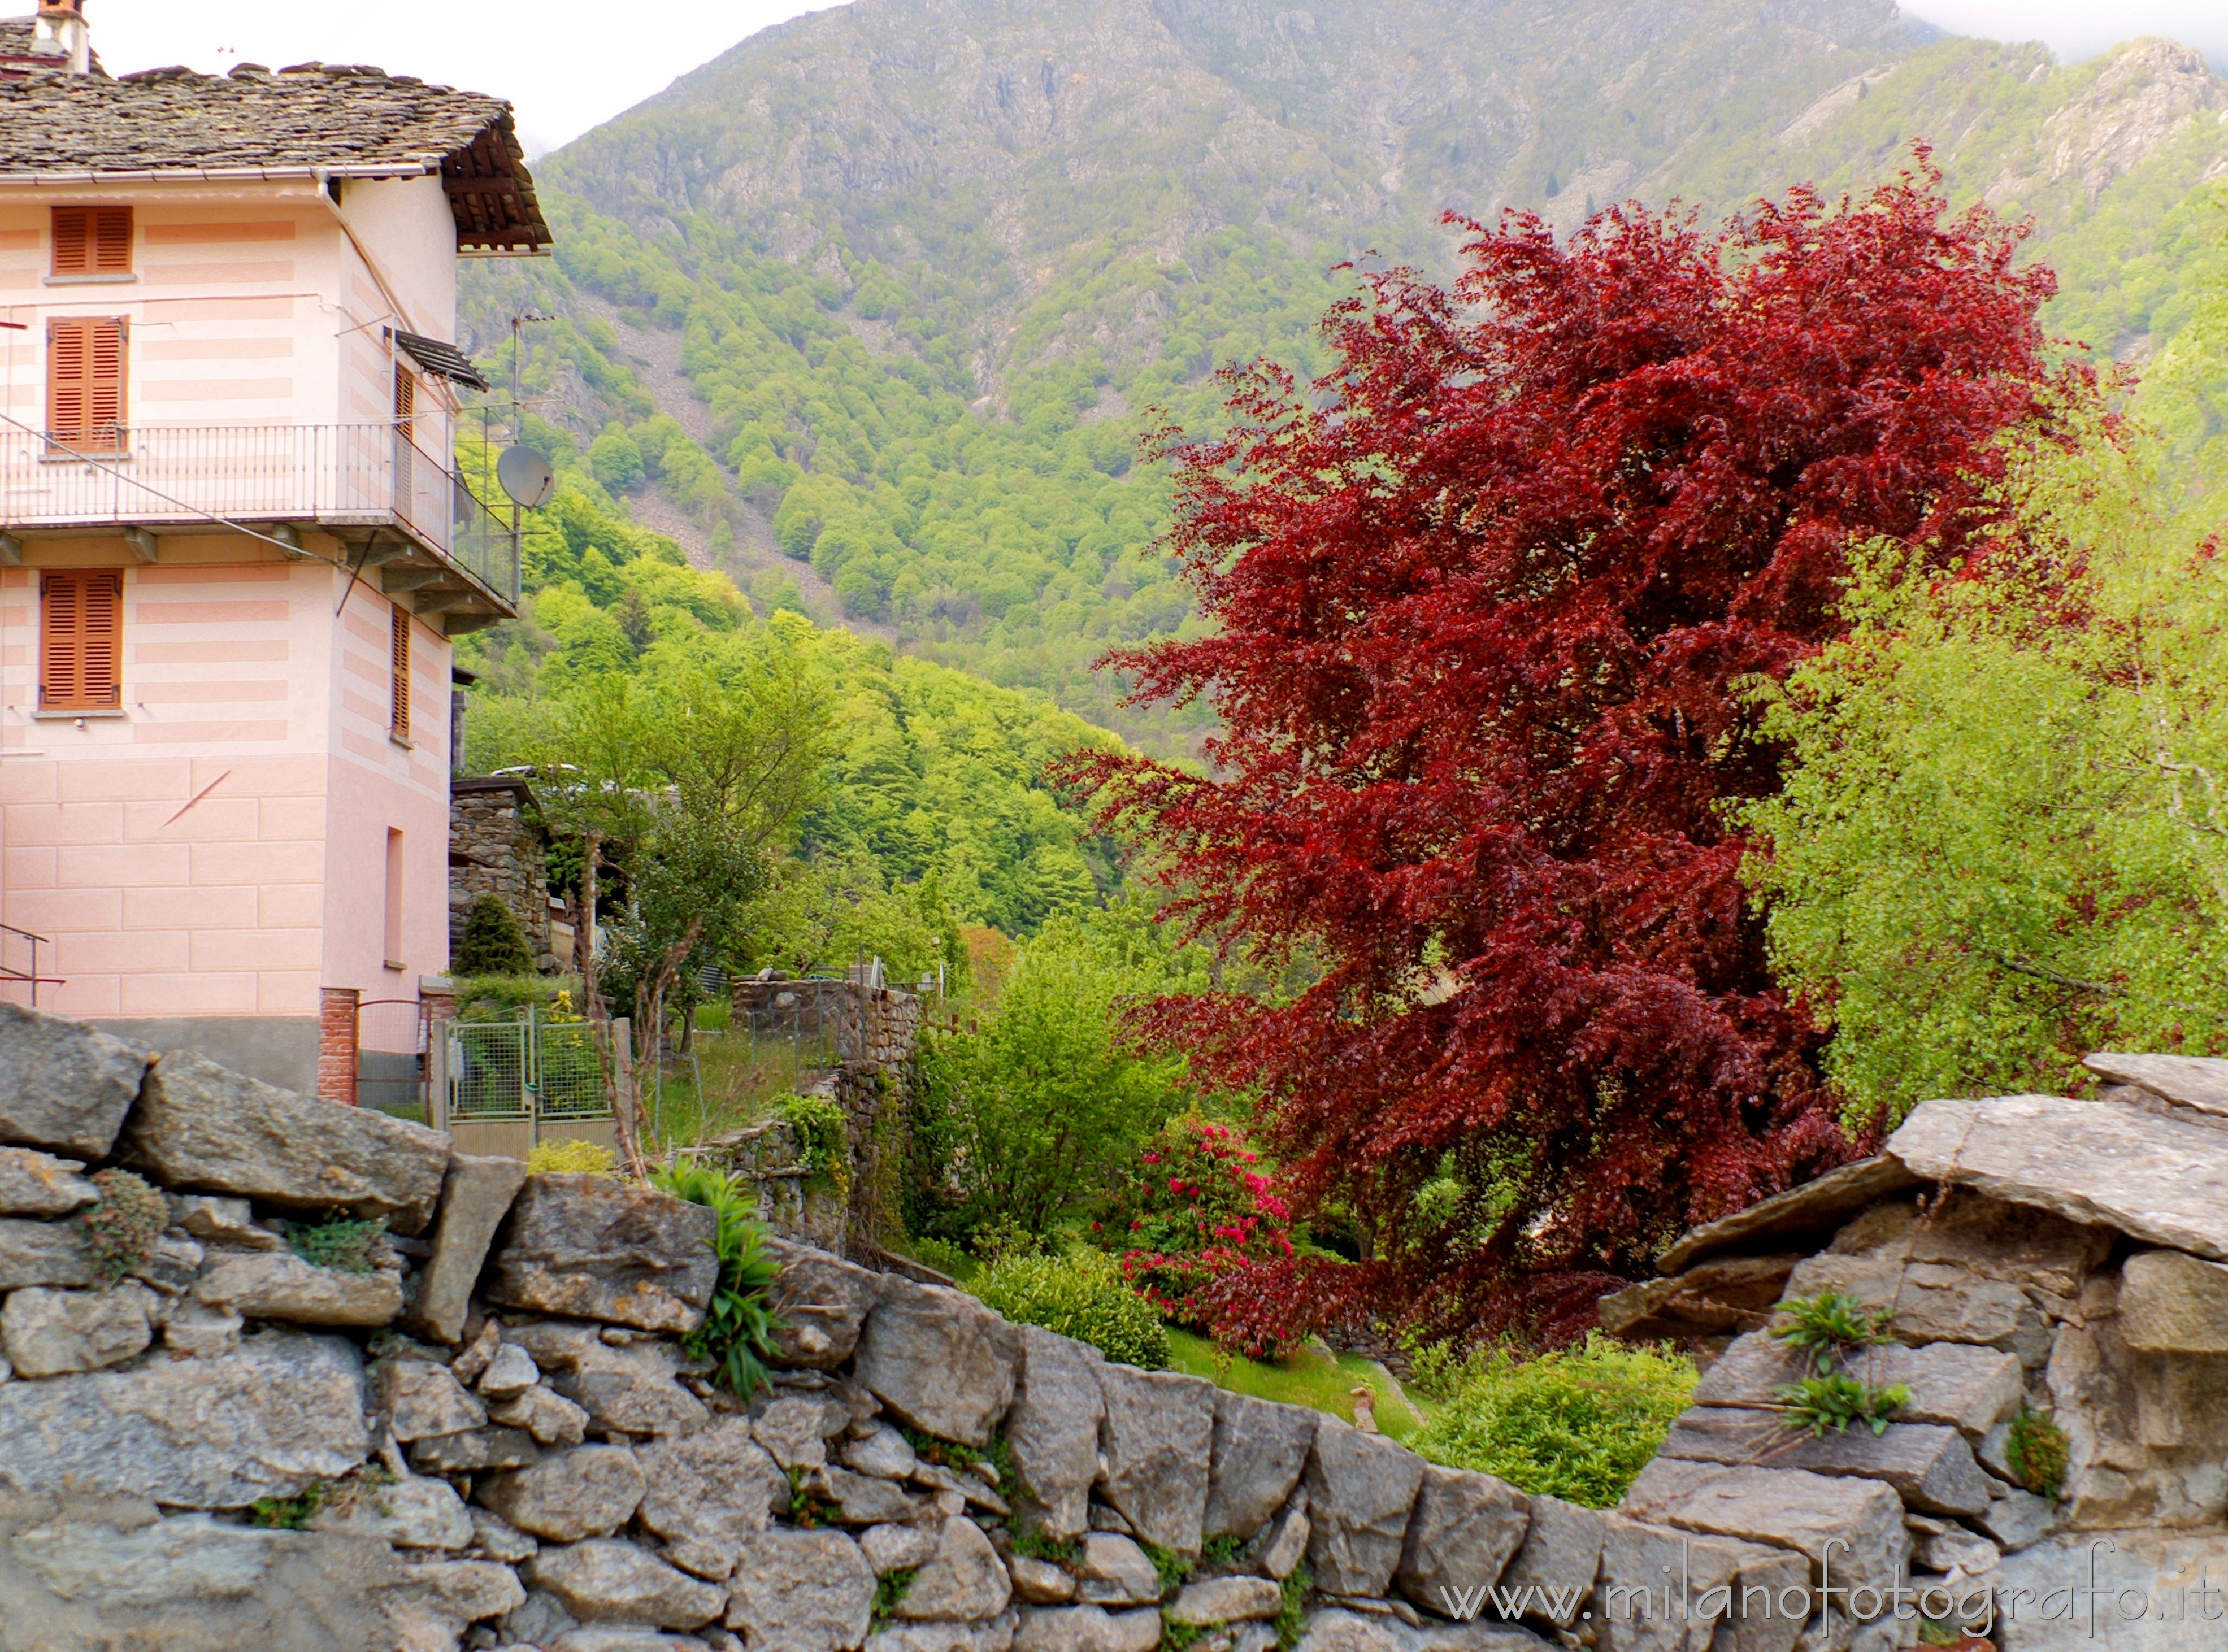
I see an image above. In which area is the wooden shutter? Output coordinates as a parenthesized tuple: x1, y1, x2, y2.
(51, 206, 132, 276)
(390, 603, 411, 739)
(393, 364, 416, 438)
(46, 317, 127, 450)
(40, 570, 123, 711)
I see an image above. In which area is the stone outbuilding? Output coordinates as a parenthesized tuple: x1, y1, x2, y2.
(449, 775, 558, 973)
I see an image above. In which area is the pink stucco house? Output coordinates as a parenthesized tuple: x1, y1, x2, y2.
(0, 1, 549, 1090)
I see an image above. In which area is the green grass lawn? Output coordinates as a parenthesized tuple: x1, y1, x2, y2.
(1166, 1328, 1426, 1441)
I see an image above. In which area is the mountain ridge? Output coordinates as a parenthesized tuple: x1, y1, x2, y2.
(459, 0, 2228, 755)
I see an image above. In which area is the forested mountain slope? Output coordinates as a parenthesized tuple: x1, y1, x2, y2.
(459, 0, 2228, 753)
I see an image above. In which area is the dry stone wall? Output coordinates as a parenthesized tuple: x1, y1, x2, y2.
(0, 998, 1582, 1652)
(1600, 1051, 2228, 1650)
(19, 992, 2228, 1652)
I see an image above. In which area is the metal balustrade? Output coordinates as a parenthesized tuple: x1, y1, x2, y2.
(0, 423, 518, 604)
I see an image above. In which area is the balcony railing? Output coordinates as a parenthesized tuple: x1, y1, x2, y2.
(0, 423, 518, 606)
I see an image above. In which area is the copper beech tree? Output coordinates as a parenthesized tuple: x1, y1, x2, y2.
(1059, 163, 2077, 1339)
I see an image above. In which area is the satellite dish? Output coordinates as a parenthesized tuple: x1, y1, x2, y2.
(497, 445, 556, 510)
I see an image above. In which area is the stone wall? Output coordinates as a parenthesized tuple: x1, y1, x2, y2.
(0, 997, 1586, 1652)
(0, 996, 1565, 1652)
(703, 979, 925, 1260)
(1596, 1052, 2228, 1650)
(20, 990, 2228, 1651)
(453, 776, 558, 973)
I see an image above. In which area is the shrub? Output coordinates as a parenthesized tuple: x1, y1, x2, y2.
(1093, 1114, 1298, 1357)
(249, 1482, 325, 1529)
(1405, 1333, 1697, 1508)
(779, 1092, 851, 1201)
(651, 1160, 783, 1395)
(972, 1249, 1170, 1370)
(455, 894, 536, 976)
(286, 1215, 385, 1274)
(73, 1168, 167, 1285)
(907, 918, 1191, 1245)
(2005, 1407, 2070, 1499)
(527, 1138, 616, 1176)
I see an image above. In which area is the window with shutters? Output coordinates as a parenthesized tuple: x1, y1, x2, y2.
(46, 318, 127, 453)
(50, 206, 133, 277)
(393, 364, 416, 438)
(40, 570, 124, 712)
(390, 603, 412, 741)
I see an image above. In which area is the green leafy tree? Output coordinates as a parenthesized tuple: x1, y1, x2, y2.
(909, 915, 1200, 1242)
(1745, 402, 2228, 1127)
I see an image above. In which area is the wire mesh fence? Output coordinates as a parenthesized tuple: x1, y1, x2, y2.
(447, 1006, 614, 1128)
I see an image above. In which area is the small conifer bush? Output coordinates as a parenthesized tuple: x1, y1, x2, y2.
(455, 894, 535, 977)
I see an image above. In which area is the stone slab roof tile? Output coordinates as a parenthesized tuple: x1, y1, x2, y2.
(0, 56, 549, 250)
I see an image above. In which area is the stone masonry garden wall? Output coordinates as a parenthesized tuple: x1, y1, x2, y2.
(1599, 1051, 2228, 1651)
(9, 996, 2228, 1651)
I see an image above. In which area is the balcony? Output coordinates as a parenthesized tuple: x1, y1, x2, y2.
(0, 424, 519, 614)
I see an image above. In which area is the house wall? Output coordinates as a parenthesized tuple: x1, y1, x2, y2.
(0, 176, 480, 1089)
(0, 176, 455, 450)
(0, 538, 455, 1088)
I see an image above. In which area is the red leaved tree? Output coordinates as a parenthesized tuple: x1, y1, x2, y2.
(1059, 162, 2077, 1340)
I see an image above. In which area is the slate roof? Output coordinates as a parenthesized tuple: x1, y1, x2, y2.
(0, 51, 550, 252)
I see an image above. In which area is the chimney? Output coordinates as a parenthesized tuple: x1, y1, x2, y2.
(32, 0, 90, 74)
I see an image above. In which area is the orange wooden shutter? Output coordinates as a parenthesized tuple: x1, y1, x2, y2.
(51, 206, 131, 275)
(390, 603, 411, 738)
(46, 317, 126, 447)
(40, 571, 123, 711)
(393, 364, 416, 437)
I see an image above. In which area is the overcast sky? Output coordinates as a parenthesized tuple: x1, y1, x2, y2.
(81, 0, 2228, 157)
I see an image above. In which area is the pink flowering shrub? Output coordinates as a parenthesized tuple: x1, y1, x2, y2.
(1091, 1114, 1307, 1357)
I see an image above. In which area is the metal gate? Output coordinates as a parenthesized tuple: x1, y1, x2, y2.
(437, 1006, 616, 1159)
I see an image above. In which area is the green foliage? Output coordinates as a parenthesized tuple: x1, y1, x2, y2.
(527, 1138, 618, 1175)
(908, 913, 1201, 1243)
(285, 1215, 386, 1275)
(1405, 1334, 1699, 1508)
(1775, 1373, 1910, 1438)
(971, 1249, 1171, 1370)
(650, 1162, 783, 1396)
(2005, 1407, 2070, 1499)
(1745, 399, 2228, 1126)
(1159, 1612, 1204, 1652)
(1010, 1528, 1078, 1566)
(455, 894, 536, 976)
(1770, 1292, 1894, 1375)
(779, 1092, 852, 1199)
(1275, 1564, 1311, 1652)
(1200, 1534, 1243, 1567)
(787, 1463, 841, 1529)
(896, 1425, 1015, 1493)
(450, 974, 572, 1022)
(1142, 1543, 1194, 1594)
(904, 1234, 974, 1281)
(72, 1168, 166, 1286)
(461, 477, 1123, 944)
(249, 1482, 325, 1529)
(872, 1568, 919, 1625)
